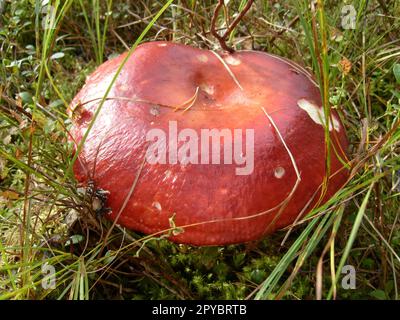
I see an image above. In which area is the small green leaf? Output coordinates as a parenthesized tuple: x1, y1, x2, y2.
(18, 91, 33, 104)
(65, 234, 84, 246)
(104, 250, 116, 264)
(361, 258, 374, 269)
(394, 63, 400, 84)
(370, 289, 386, 300)
(50, 52, 65, 60)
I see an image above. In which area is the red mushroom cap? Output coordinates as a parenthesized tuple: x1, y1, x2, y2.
(69, 41, 349, 246)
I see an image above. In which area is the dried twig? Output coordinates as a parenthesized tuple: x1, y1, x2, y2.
(210, 0, 254, 53)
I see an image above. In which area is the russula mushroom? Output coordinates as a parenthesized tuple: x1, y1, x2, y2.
(69, 41, 349, 246)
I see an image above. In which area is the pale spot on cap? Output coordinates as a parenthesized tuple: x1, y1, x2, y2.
(117, 84, 129, 92)
(197, 54, 208, 63)
(158, 43, 168, 47)
(274, 167, 285, 179)
(150, 105, 160, 116)
(297, 99, 341, 132)
(224, 55, 241, 66)
(152, 201, 162, 211)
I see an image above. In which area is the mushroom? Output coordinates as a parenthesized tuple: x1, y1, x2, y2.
(69, 42, 349, 245)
